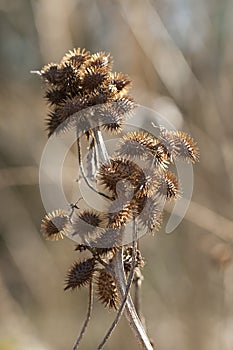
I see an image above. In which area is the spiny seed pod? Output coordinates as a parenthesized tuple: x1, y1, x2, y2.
(173, 131, 199, 163)
(81, 66, 108, 91)
(158, 128, 178, 161)
(137, 196, 163, 233)
(95, 97, 136, 133)
(123, 246, 144, 273)
(155, 171, 180, 199)
(159, 130, 199, 163)
(61, 48, 91, 68)
(90, 227, 123, 255)
(134, 167, 158, 198)
(111, 72, 132, 95)
(107, 198, 137, 228)
(40, 63, 63, 85)
(45, 88, 67, 106)
(39, 48, 135, 137)
(46, 97, 90, 136)
(72, 209, 103, 241)
(117, 131, 157, 159)
(114, 97, 136, 117)
(116, 131, 170, 169)
(97, 103, 124, 133)
(64, 258, 95, 290)
(41, 210, 71, 241)
(153, 143, 171, 169)
(98, 158, 142, 196)
(95, 269, 119, 309)
(88, 52, 113, 71)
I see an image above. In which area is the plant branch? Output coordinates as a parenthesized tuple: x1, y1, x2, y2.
(113, 249, 154, 350)
(72, 279, 94, 350)
(76, 133, 112, 200)
(97, 220, 138, 349)
(92, 128, 110, 165)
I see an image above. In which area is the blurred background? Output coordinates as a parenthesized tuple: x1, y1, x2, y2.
(0, 0, 233, 349)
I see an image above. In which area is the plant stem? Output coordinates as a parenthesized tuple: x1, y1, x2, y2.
(92, 128, 110, 165)
(76, 133, 112, 200)
(97, 221, 137, 349)
(72, 279, 93, 350)
(113, 249, 154, 350)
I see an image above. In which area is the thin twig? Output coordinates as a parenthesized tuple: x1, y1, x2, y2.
(134, 270, 142, 320)
(76, 134, 112, 200)
(97, 220, 138, 349)
(72, 279, 94, 350)
(134, 236, 142, 319)
(92, 128, 110, 165)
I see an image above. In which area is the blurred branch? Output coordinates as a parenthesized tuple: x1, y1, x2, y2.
(181, 200, 233, 244)
(31, 0, 74, 62)
(118, 0, 203, 104)
(0, 166, 38, 188)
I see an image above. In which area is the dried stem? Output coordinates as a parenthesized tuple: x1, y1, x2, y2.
(76, 133, 112, 200)
(76, 127, 154, 349)
(113, 249, 154, 350)
(72, 279, 93, 350)
(134, 270, 142, 319)
(97, 220, 138, 349)
(134, 269, 148, 334)
(92, 128, 110, 165)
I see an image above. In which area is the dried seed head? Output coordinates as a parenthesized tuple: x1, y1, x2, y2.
(64, 258, 95, 290)
(46, 97, 90, 136)
(89, 52, 113, 71)
(173, 131, 199, 163)
(72, 209, 102, 241)
(116, 131, 157, 159)
(95, 269, 119, 309)
(155, 171, 180, 199)
(137, 196, 163, 233)
(40, 63, 63, 85)
(41, 210, 71, 241)
(134, 167, 158, 198)
(159, 130, 199, 163)
(81, 66, 108, 91)
(111, 72, 132, 95)
(107, 198, 137, 228)
(114, 97, 136, 118)
(116, 131, 170, 169)
(38, 48, 136, 137)
(45, 88, 67, 106)
(158, 128, 178, 161)
(90, 227, 123, 254)
(97, 103, 124, 133)
(123, 246, 144, 273)
(62, 48, 91, 68)
(98, 158, 142, 196)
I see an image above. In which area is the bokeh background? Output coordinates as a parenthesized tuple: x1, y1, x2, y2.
(1, 0, 233, 349)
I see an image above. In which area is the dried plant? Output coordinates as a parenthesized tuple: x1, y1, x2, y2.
(37, 48, 199, 349)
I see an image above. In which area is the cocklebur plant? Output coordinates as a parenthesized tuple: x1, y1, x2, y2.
(36, 48, 199, 350)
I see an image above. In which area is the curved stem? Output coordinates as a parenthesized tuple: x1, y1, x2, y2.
(72, 279, 93, 350)
(113, 249, 154, 350)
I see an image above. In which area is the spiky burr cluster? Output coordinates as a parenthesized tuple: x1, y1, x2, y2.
(39, 48, 135, 137)
(38, 48, 199, 348)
